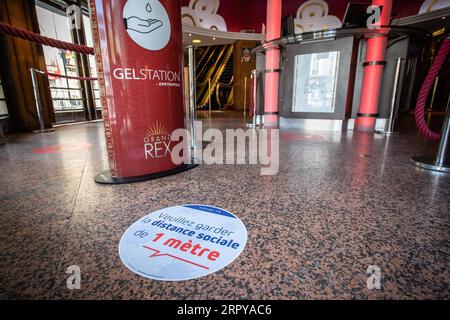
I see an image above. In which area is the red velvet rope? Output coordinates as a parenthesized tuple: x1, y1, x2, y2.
(415, 38, 450, 141)
(0, 21, 94, 55)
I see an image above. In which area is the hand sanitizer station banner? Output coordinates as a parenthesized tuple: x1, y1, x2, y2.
(90, 0, 189, 183)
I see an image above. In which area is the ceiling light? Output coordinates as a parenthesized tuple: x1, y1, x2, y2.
(192, 39, 202, 44)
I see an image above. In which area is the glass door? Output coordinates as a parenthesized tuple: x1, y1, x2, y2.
(292, 51, 340, 114)
(281, 37, 356, 120)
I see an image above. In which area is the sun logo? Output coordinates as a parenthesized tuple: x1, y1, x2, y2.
(144, 122, 172, 144)
(144, 122, 173, 160)
(145, 122, 169, 139)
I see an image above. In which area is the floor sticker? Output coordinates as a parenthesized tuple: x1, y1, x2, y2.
(119, 205, 248, 281)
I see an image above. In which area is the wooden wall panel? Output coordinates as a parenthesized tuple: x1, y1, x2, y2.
(0, 0, 54, 132)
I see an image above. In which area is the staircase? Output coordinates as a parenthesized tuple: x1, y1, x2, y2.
(195, 44, 234, 110)
(210, 53, 234, 109)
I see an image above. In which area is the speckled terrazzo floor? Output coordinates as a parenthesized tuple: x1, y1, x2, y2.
(0, 115, 449, 300)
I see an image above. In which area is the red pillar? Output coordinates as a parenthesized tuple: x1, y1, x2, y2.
(90, 0, 189, 183)
(355, 0, 393, 132)
(263, 0, 282, 127)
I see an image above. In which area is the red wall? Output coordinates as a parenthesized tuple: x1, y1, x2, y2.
(182, 0, 426, 33)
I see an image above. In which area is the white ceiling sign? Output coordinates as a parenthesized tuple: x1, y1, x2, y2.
(294, 0, 342, 33)
(182, 0, 227, 32)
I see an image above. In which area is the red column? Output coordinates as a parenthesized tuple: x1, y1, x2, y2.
(90, 0, 189, 183)
(263, 0, 282, 127)
(355, 0, 393, 132)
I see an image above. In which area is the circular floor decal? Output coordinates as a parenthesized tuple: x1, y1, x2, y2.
(119, 205, 247, 281)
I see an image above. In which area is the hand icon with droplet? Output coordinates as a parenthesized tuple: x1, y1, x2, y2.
(123, 0, 171, 51)
(125, 16, 163, 34)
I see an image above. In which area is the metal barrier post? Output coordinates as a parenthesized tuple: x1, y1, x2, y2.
(411, 93, 450, 172)
(30, 68, 54, 133)
(376, 57, 404, 135)
(244, 76, 248, 118)
(208, 78, 212, 119)
(429, 76, 439, 111)
(188, 45, 197, 149)
(252, 70, 257, 127)
(436, 112, 450, 168)
(247, 70, 258, 128)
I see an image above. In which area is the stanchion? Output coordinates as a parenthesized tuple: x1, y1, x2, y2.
(243, 76, 248, 119)
(376, 57, 404, 136)
(247, 70, 258, 128)
(32, 69, 100, 126)
(251, 71, 257, 128)
(30, 68, 55, 133)
(411, 94, 450, 173)
(208, 78, 212, 119)
(429, 76, 439, 111)
(188, 45, 197, 150)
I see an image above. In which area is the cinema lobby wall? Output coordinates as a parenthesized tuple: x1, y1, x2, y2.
(0, 0, 437, 136)
(0, 0, 449, 301)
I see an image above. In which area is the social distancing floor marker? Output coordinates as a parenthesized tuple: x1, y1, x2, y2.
(119, 205, 248, 281)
